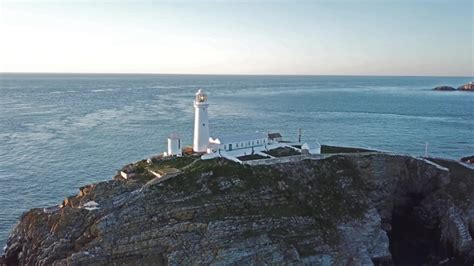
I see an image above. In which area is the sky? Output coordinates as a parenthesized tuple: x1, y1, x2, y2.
(0, 0, 472, 76)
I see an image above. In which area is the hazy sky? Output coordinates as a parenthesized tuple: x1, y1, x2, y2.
(0, 0, 472, 76)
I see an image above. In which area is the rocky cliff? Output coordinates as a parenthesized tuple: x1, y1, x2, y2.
(2, 153, 474, 265)
(458, 82, 474, 91)
(433, 86, 456, 91)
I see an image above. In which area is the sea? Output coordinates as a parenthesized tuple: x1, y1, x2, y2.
(0, 74, 473, 246)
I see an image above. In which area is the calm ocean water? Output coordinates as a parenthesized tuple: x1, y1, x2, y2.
(0, 74, 473, 246)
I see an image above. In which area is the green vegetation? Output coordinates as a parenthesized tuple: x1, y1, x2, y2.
(134, 160, 149, 174)
(131, 156, 197, 184)
(163, 158, 253, 194)
(135, 156, 196, 174)
(320, 145, 374, 154)
(183, 158, 251, 177)
(151, 156, 197, 169)
(131, 160, 155, 183)
(237, 154, 269, 161)
(263, 147, 301, 157)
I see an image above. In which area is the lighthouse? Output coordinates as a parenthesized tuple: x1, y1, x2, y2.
(193, 89, 210, 152)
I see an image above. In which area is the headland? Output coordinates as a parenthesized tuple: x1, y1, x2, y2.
(2, 145, 474, 265)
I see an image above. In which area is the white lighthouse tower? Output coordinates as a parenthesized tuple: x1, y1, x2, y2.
(193, 89, 210, 153)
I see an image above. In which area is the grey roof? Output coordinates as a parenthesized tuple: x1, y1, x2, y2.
(212, 132, 267, 144)
(268, 132, 282, 139)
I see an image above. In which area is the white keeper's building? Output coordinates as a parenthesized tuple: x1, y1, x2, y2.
(208, 132, 268, 153)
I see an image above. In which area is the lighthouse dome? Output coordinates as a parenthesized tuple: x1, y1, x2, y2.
(195, 89, 208, 104)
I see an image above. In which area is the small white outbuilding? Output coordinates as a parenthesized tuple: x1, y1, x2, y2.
(167, 133, 182, 156)
(301, 142, 321, 155)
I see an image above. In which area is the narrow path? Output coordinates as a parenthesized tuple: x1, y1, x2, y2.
(180, 158, 200, 171)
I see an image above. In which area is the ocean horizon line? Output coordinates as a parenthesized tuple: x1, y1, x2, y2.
(0, 72, 472, 78)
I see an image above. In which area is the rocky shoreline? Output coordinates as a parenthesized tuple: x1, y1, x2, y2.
(2, 151, 474, 265)
(433, 82, 474, 91)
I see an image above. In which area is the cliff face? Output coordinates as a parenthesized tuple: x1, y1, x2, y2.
(3, 154, 474, 265)
(458, 82, 474, 91)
